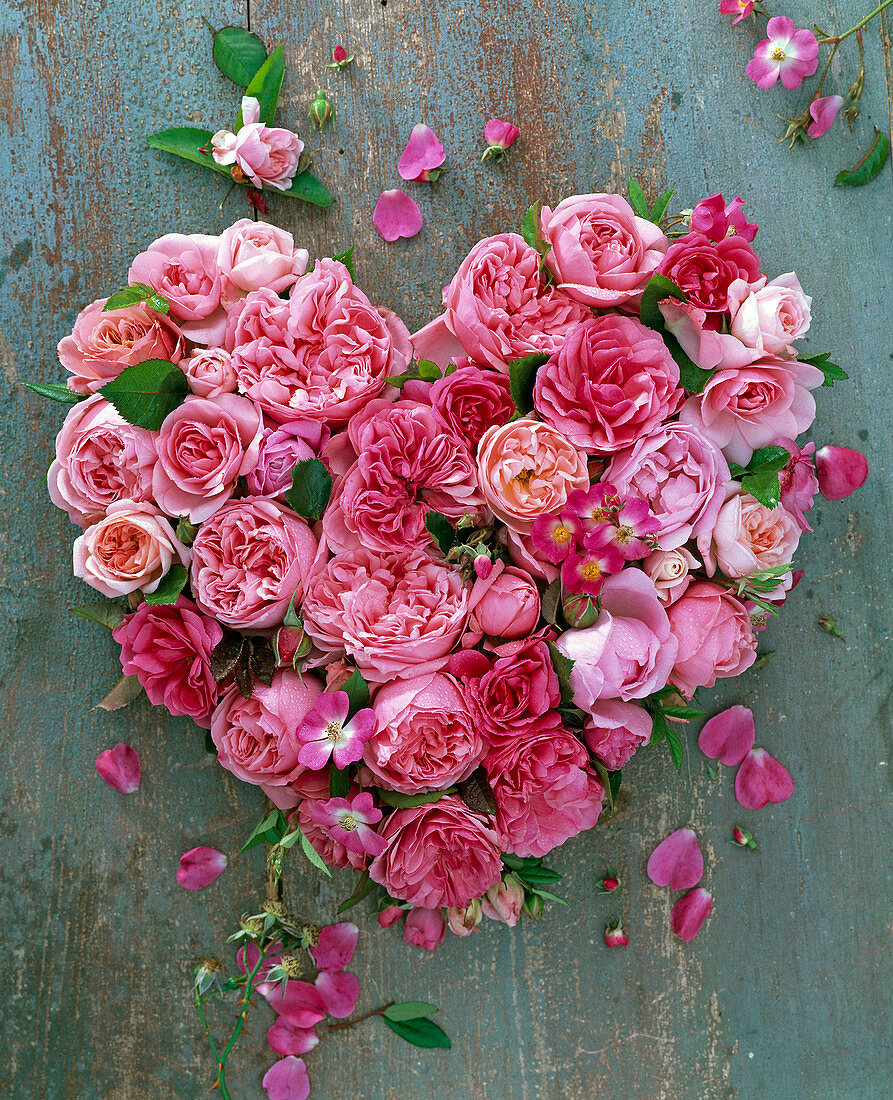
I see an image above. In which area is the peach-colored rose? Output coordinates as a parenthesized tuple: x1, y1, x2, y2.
(703, 486, 801, 581)
(218, 218, 309, 299)
(476, 417, 588, 534)
(642, 547, 700, 604)
(728, 273, 812, 357)
(181, 348, 239, 398)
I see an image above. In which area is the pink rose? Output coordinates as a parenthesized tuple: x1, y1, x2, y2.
(556, 568, 678, 707)
(404, 907, 446, 951)
(191, 497, 320, 629)
(679, 357, 823, 466)
(128, 232, 225, 344)
(48, 395, 157, 526)
(534, 315, 684, 453)
(484, 713, 604, 857)
(152, 394, 263, 522)
(210, 669, 323, 787)
(181, 348, 239, 398)
(218, 219, 309, 299)
(659, 298, 760, 372)
(476, 417, 589, 534)
(303, 548, 469, 683)
(369, 796, 503, 909)
(413, 363, 514, 449)
(364, 673, 485, 793)
(729, 273, 811, 357)
(112, 596, 222, 727)
(59, 298, 185, 395)
(641, 547, 700, 604)
(690, 193, 758, 243)
(297, 771, 368, 870)
(777, 437, 818, 532)
(658, 232, 763, 315)
(539, 193, 668, 308)
(604, 422, 730, 550)
(582, 699, 652, 770)
(212, 98, 303, 191)
(245, 420, 328, 499)
(467, 561, 540, 640)
(667, 581, 757, 698)
(704, 486, 801, 580)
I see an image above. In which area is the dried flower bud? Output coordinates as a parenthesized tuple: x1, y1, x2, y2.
(198, 955, 223, 973)
(732, 826, 758, 850)
(604, 919, 628, 948)
(778, 110, 811, 150)
(194, 955, 225, 996)
(239, 916, 266, 935)
(280, 953, 305, 978)
(246, 187, 270, 216)
(301, 924, 321, 946)
(263, 900, 289, 919)
(309, 89, 333, 131)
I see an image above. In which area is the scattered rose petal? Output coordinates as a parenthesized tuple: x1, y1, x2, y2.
(372, 189, 423, 241)
(815, 446, 868, 500)
(309, 922, 359, 972)
(176, 846, 227, 890)
(398, 123, 445, 181)
(263, 980, 328, 1028)
(95, 743, 141, 793)
(267, 1019, 320, 1057)
(671, 887, 713, 941)
(698, 705, 756, 766)
(314, 968, 361, 1018)
(646, 827, 704, 890)
(807, 95, 844, 139)
(262, 1056, 311, 1100)
(735, 748, 794, 809)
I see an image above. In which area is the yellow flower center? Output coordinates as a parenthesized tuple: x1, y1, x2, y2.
(615, 525, 634, 544)
(771, 46, 786, 62)
(581, 562, 601, 581)
(515, 467, 534, 486)
(340, 815, 359, 832)
(553, 524, 571, 544)
(588, 507, 608, 523)
(325, 721, 344, 742)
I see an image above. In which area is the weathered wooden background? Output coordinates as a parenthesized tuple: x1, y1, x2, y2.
(1, 0, 891, 1096)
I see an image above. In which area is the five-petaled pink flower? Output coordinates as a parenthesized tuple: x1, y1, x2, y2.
(372, 189, 424, 241)
(646, 827, 704, 890)
(176, 846, 228, 890)
(719, 0, 754, 23)
(296, 690, 376, 770)
(561, 530, 624, 596)
(398, 124, 446, 182)
(598, 495, 660, 560)
(531, 511, 580, 563)
(95, 743, 141, 793)
(807, 95, 844, 138)
(671, 887, 713, 941)
(746, 17, 818, 90)
(309, 794, 387, 857)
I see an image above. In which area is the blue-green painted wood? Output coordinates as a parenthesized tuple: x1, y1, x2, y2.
(0, 0, 890, 1097)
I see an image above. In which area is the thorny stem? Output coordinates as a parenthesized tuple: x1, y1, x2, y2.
(327, 1001, 396, 1032)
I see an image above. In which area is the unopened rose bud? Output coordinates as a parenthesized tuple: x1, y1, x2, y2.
(481, 118, 520, 163)
(732, 826, 758, 850)
(473, 554, 493, 580)
(482, 873, 525, 927)
(274, 624, 313, 667)
(446, 899, 483, 936)
(597, 869, 621, 893)
(309, 89, 333, 131)
(819, 616, 845, 641)
(328, 44, 355, 70)
(604, 920, 628, 948)
(562, 590, 599, 629)
(523, 893, 543, 920)
(377, 905, 404, 929)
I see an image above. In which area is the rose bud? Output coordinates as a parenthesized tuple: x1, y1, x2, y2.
(403, 906, 445, 951)
(328, 44, 355, 70)
(309, 88, 333, 131)
(377, 905, 405, 929)
(523, 893, 543, 920)
(274, 624, 313, 667)
(562, 590, 599, 628)
(468, 562, 540, 639)
(473, 553, 493, 580)
(481, 874, 525, 927)
(596, 868, 621, 893)
(604, 919, 628, 947)
(481, 118, 520, 162)
(732, 826, 758, 850)
(446, 899, 483, 936)
(815, 445, 868, 501)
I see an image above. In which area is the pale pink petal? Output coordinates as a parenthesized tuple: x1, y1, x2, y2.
(263, 980, 327, 1027)
(807, 95, 844, 138)
(398, 123, 445, 181)
(315, 968, 361, 1018)
(671, 887, 713, 941)
(95, 743, 141, 793)
(410, 314, 465, 368)
(735, 748, 794, 809)
(646, 827, 704, 890)
(267, 1019, 320, 1057)
(815, 446, 868, 500)
(176, 846, 227, 890)
(262, 1056, 311, 1100)
(241, 95, 261, 126)
(698, 705, 755, 766)
(373, 190, 423, 241)
(309, 922, 359, 972)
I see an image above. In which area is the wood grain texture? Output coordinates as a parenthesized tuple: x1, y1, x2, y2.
(1, 0, 891, 1097)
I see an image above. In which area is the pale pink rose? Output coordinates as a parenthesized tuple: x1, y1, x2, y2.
(218, 219, 310, 299)
(539, 193, 668, 309)
(642, 547, 700, 604)
(245, 420, 328, 500)
(679, 358, 824, 466)
(604, 422, 730, 550)
(556, 568, 677, 707)
(364, 672, 485, 793)
(403, 907, 445, 950)
(369, 795, 503, 909)
(297, 771, 368, 870)
(226, 260, 412, 425)
(467, 561, 541, 640)
(704, 486, 801, 581)
(210, 669, 323, 787)
(476, 417, 589, 534)
(181, 348, 239, 398)
(481, 875, 525, 926)
(728, 273, 812, 356)
(421, 363, 514, 448)
(128, 232, 225, 344)
(303, 547, 469, 683)
(112, 596, 223, 727)
(582, 699, 652, 770)
(48, 394, 157, 526)
(534, 315, 683, 453)
(73, 500, 189, 598)
(667, 581, 757, 698)
(446, 900, 483, 936)
(191, 497, 320, 629)
(777, 438, 818, 531)
(658, 232, 763, 315)
(212, 98, 303, 191)
(59, 298, 185, 395)
(659, 298, 761, 372)
(152, 394, 263, 522)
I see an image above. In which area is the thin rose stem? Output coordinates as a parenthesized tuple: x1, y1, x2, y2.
(820, 0, 893, 43)
(327, 1001, 396, 1031)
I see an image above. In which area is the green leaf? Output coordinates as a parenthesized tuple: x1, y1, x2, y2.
(627, 178, 649, 219)
(608, 769, 622, 805)
(384, 1001, 439, 1022)
(665, 725, 684, 771)
(834, 129, 890, 187)
(540, 579, 562, 628)
(342, 667, 371, 717)
(71, 602, 125, 630)
(672, 337, 714, 394)
(661, 704, 707, 719)
(742, 470, 781, 510)
(204, 729, 218, 755)
(650, 189, 674, 225)
(520, 202, 539, 248)
(94, 674, 143, 712)
(211, 26, 268, 86)
(509, 352, 549, 415)
(799, 351, 848, 387)
(382, 1015, 451, 1049)
(240, 808, 287, 854)
(277, 170, 335, 207)
(425, 510, 456, 555)
(337, 870, 376, 913)
(332, 245, 355, 278)
(639, 273, 687, 332)
(546, 641, 575, 705)
(650, 708, 668, 747)
(99, 359, 187, 430)
(298, 828, 332, 876)
(285, 458, 332, 521)
(143, 563, 188, 606)
(210, 632, 245, 683)
(237, 45, 285, 127)
(329, 764, 352, 798)
(375, 788, 456, 809)
(417, 359, 442, 381)
(23, 381, 83, 404)
(104, 283, 170, 314)
(748, 445, 790, 474)
(528, 887, 568, 905)
(146, 127, 225, 174)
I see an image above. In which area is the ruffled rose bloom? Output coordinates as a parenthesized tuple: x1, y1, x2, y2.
(73, 500, 189, 598)
(534, 315, 683, 453)
(412, 233, 588, 372)
(582, 699, 652, 770)
(659, 297, 761, 373)
(539, 193, 668, 308)
(191, 497, 320, 629)
(556, 569, 678, 708)
(112, 597, 222, 727)
(369, 796, 503, 909)
(364, 673, 485, 793)
(777, 437, 818, 531)
(214, 112, 302, 191)
(302, 547, 469, 684)
(226, 260, 412, 425)
(152, 394, 263, 522)
(729, 273, 811, 357)
(245, 420, 328, 499)
(476, 417, 588, 534)
(658, 232, 763, 315)
(181, 348, 239, 398)
(210, 669, 323, 787)
(297, 771, 368, 870)
(642, 547, 700, 604)
(48, 395, 157, 526)
(485, 714, 604, 857)
(667, 581, 756, 698)
(128, 232, 225, 344)
(679, 357, 824, 467)
(704, 486, 801, 580)
(604, 422, 729, 550)
(467, 561, 540, 640)
(59, 298, 185, 395)
(218, 219, 309, 300)
(422, 363, 514, 448)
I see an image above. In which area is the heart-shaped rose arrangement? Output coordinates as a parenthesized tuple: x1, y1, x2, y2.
(38, 194, 865, 935)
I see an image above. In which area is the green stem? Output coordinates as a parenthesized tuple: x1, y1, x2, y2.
(327, 1001, 395, 1032)
(215, 952, 269, 1096)
(821, 0, 893, 44)
(814, 40, 841, 97)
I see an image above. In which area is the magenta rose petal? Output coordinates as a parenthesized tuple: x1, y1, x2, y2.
(815, 446, 868, 500)
(403, 906, 446, 950)
(397, 123, 445, 181)
(262, 1056, 311, 1100)
(267, 1019, 320, 1058)
(314, 968, 361, 1018)
(671, 887, 713, 941)
(372, 190, 423, 241)
(698, 705, 756, 766)
(263, 981, 327, 1028)
(646, 827, 704, 890)
(309, 922, 359, 972)
(95, 743, 141, 793)
(176, 846, 228, 890)
(735, 748, 794, 809)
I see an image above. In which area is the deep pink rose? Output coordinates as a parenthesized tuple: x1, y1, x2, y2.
(467, 562, 541, 640)
(658, 232, 763, 315)
(534, 315, 684, 453)
(60, 298, 185, 395)
(218, 219, 309, 299)
(690, 193, 758, 243)
(112, 596, 222, 727)
(302, 547, 469, 683)
(369, 796, 503, 909)
(364, 673, 485, 793)
(777, 437, 818, 532)
(421, 363, 514, 448)
(245, 420, 328, 499)
(128, 232, 225, 344)
(556, 568, 678, 707)
(604, 422, 730, 550)
(297, 771, 368, 870)
(539, 193, 668, 308)
(728, 273, 811, 357)
(667, 581, 757, 698)
(582, 699, 652, 770)
(484, 713, 604, 857)
(404, 907, 446, 950)
(191, 497, 320, 629)
(704, 486, 801, 581)
(48, 395, 157, 526)
(152, 394, 263, 522)
(181, 348, 239, 398)
(210, 669, 323, 787)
